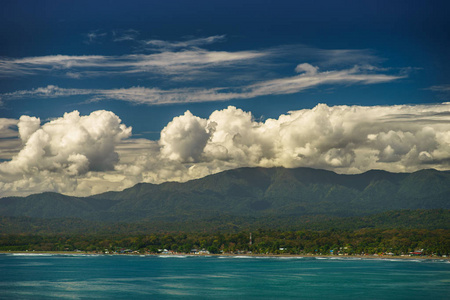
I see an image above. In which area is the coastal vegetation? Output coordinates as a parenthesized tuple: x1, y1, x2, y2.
(1, 210, 449, 256)
(1, 228, 448, 256)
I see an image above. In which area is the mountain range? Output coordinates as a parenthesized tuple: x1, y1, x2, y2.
(1, 167, 449, 226)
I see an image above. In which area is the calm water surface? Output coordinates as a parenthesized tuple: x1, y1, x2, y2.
(1, 253, 449, 299)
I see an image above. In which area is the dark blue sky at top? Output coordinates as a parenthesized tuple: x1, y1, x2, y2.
(1, 0, 449, 139)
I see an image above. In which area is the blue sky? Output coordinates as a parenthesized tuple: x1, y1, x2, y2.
(1, 0, 450, 196)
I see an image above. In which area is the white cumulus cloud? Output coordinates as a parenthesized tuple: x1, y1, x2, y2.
(116, 103, 450, 198)
(2, 103, 450, 197)
(160, 111, 213, 162)
(0, 110, 131, 196)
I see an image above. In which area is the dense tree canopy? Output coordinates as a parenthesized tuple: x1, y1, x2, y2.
(1, 229, 448, 256)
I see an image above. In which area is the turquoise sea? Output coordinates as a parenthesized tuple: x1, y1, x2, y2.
(1, 253, 449, 299)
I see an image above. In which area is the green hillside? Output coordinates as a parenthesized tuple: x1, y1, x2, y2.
(1, 167, 450, 224)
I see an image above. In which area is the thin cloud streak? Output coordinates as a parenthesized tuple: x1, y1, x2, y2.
(84, 30, 108, 44)
(0, 64, 404, 105)
(245, 64, 403, 97)
(142, 35, 226, 50)
(0, 50, 266, 78)
(112, 29, 140, 42)
(428, 84, 450, 92)
(0, 36, 392, 80)
(266, 45, 384, 67)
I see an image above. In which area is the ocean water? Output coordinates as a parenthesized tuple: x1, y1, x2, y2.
(0, 254, 449, 299)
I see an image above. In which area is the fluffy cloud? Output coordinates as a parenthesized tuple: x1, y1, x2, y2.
(137, 103, 450, 176)
(18, 116, 40, 142)
(0, 110, 131, 196)
(119, 103, 450, 193)
(160, 111, 213, 162)
(2, 103, 450, 197)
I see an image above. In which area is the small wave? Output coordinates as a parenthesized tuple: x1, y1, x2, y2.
(158, 255, 188, 258)
(380, 258, 406, 262)
(9, 253, 101, 258)
(218, 255, 272, 259)
(63, 254, 100, 257)
(10, 253, 54, 257)
(314, 256, 360, 261)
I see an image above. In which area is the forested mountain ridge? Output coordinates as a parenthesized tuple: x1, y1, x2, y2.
(1, 167, 450, 223)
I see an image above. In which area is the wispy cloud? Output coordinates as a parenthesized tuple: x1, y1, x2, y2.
(0, 36, 407, 107)
(84, 30, 220, 47)
(245, 64, 404, 97)
(267, 45, 384, 67)
(0, 64, 404, 105)
(428, 84, 450, 92)
(0, 49, 266, 78)
(0, 55, 107, 77)
(1, 85, 94, 100)
(0, 85, 240, 105)
(0, 37, 390, 81)
(84, 30, 108, 44)
(112, 29, 140, 42)
(141, 35, 226, 50)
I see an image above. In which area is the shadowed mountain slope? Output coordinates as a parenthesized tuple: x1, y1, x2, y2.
(1, 167, 449, 222)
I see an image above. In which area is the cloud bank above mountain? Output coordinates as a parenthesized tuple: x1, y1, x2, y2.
(1, 103, 450, 197)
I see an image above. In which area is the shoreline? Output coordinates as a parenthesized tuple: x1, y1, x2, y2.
(1, 251, 448, 261)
